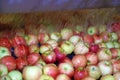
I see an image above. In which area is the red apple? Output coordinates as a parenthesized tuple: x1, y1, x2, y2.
(111, 59, 120, 73)
(83, 34, 94, 44)
(89, 44, 99, 53)
(27, 53, 40, 65)
(93, 34, 102, 44)
(0, 37, 11, 49)
(1, 56, 16, 71)
(16, 57, 28, 70)
(14, 44, 29, 57)
(11, 36, 26, 47)
(56, 74, 71, 80)
(82, 76, 96, 80)
(85, 52, 98, 65)
(38, 32, 49, 44)
(53, 47, 66, 62)
(100, 31, 110, 42)
(42, 50, 56, 63)
(62, 57, 73, 66)
(111, 22, 120, 32)
(72, 54, 87, 68)
(74, 67, 88, 80)
(110, 48, 120, 58)
(58, 62, 74, 77)
(43, 64, 59, 78)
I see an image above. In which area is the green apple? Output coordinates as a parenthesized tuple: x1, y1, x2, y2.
(0, 64, 8, 76)
(38, 74, 54, 80)
(105, 41, 114, 49)
(0, 46, 11, 59)
(61, 41, 74, 54)
(100, 74, 115, 80)
(87, 26, 97, 35)
(110, 32, 118, 41)
(0, 75, 12, 80)
(8, 70, 22, 80)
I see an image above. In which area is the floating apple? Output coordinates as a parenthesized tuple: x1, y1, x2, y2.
(74, 41, 89, 54)
(98, 60, 112, 75)
(61, 28, 73, 40)
(38, 74, 54, 80)
(50, 32, 61, 41)
(100, 74, 115, 80)
(1, 56, 16, 71)
(0, 64, 8, 76)
(72, 54, 87, 68)
(43, 64, 59, 78)
(0, 46, 11, 59)
(60, 41, 74, 54)
(8, 70, 22, 80)
(23, 66, 42, 80)
(56, 74, 71, 80)
(58, 62, 74, 77)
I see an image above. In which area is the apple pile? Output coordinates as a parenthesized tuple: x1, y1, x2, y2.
(0, 22, 120, 80)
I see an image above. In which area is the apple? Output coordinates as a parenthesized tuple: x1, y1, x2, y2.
(0, 64, 8, 76)
(111, 22, 120, 32)
(113, 41, 120, 48)
(11, 36, 26, 47)
(38, 32, 49, 44)
(89, 44, 99, 53)
(23, 66, 42, 80)
(111, 59, 120, 73)
(110, 48, 120, 58)
(98, 60, 112, 75)
(35, 59, 46, 69)
(86, 65, 101, 79)
(38, 74, 54, 80)
(39, 44, 52, 54)
(42, 50, 56, 63)
(58, 62, 74, 77)
(60, 41, 74, 54)
(50, 32, 61, 41)
(0, 37, 11, 49)
(61, 28, 73, 40)
(82, 76, 96, 80)
(56, 74, 71, 80)
(98, 42, 107, 48)
(74, 41, 89, 54)
(100, 74, 115, 80)
(24, 34, 38, 45)
(0, 46, 11, 59)
(74, 67, 88, 80)
(0, 75, 12, 80)
(46, 39, 58, 49)
(62, 57, 73, 66)
(93, 34, 102, 44)
(87, 26, 97, 35)
(69, 35, 81, 45)
(53, 47, 66, 62)
(1, 56, 16, 71)
(43, 64, 59, 78)
(72, 54, 87, 68)
(105, 41, 114, 49)
(98, 25, 107, 33)
(14, 44, 29, 57)
(83, 34, 94, 44)
(27, 53, 40, 65)
(110, 32, 118, 41)
(100, 31, 110, 42)
(29, 44, 39, 53)
(97, 48, 112, 61)
(16, 57, 28, 70)
(8, 70, 22, 80)
(113, 72, 120, 80)
(85, 52, 98, 65)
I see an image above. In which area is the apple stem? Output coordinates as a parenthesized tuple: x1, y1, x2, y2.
(78, 67, 83, 71)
